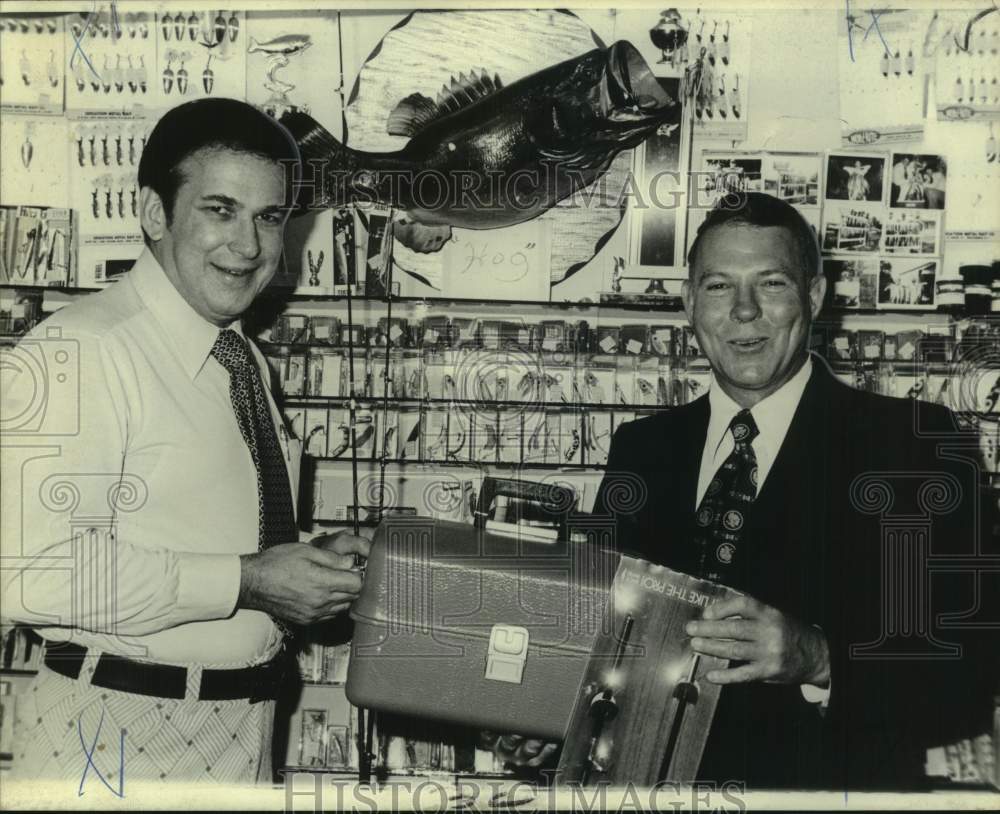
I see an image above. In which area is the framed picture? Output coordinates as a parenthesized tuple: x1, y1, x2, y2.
(822, 256, 879, 310)
(876, 257, 938, 310)
(821, 202, 883, 253)
(325, 724, 351, 769)
(762, 152, 821, 206)
(825, 152, 887, 203)
(627, 76, 688, 278)
(889, 152, 947, 209)
(881, 209, 942, 255)
(298, 709, 328, 767)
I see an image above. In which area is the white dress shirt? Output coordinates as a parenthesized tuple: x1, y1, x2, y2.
(0, 249, 301, 668)
(697, 355, 830, 704)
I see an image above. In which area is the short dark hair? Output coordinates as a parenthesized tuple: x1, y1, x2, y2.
(687, 192, 820, 279)
(138, 98, 301, 237)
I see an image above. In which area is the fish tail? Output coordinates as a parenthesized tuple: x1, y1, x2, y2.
(280, 110, 357, 208)
(247, 36, 259, 53)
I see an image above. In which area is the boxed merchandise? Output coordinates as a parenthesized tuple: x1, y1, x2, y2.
(558, 411, 583, 465)
(544, 364, 574, 404)
(681, 327, 702, 358)
(376, 409, 399, 460)
(522, 410, 548, 464)
(309, 316, 339, 345)
(584, 411, 613, 466)
(497, 410, 523, 464)
(421, 315, 451, 348)
(283, 407, 306, 444)
(285, 352, 307, 396)
(401, 350, 425, 399)
(581, 359, 617, 405)
(858, 330, 884, 361)
(634, 356, 664, 406)
(829, 330, 857, 361)
(304, 408, 330, 457)
(895, 330, 923, 361)
(615, 357, 636, 406)
(425, 351, 456, 400)
(448, 411, 472, 462)
(540, 320, 569, 352)
(307, 349, 344, 397)
(620, 324, 650, 355)
(471, 411, 500, 464)
(649, 325, 676, 356)
(339, 322, 366, 348)
(452, 317, 477, 347)
(595, 325, 620, 354)
(423, 409, 450, 461)
(398, 409, 422, 461)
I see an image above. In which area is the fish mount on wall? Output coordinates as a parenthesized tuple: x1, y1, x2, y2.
(281, 39, 677, 255)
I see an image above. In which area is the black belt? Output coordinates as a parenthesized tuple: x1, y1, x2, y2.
(43, 641, 289, 702)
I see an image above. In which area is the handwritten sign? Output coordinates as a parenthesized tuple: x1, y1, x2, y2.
(440, 219, 551, 301)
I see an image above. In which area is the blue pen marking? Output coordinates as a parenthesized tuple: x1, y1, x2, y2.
(845, 0, 893, 62)
(68, 2, 102, 81)
(77, 708, 126, 798)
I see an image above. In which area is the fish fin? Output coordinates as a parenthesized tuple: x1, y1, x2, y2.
(394, 218, 452, 254)
(386, 93, 439, 138)
(247, 36, 259, 52)
(435, 68, 503, 115)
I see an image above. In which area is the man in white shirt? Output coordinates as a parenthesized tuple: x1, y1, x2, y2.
(495, 193, 993, 789)
(1, 98, 367, 785)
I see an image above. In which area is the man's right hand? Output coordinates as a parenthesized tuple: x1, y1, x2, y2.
(478, 731, 559, 768)
(238, 543, 364, 625)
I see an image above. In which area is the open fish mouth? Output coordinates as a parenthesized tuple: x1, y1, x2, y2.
(603, 40, 675, 123)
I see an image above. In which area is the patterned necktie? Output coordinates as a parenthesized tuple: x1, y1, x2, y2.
(212, 329, 298, 550)
(692, 409, 759, 587)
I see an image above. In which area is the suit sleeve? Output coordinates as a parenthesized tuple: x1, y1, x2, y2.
(1, 322, 240, 635)
(821, 401, 996, 786)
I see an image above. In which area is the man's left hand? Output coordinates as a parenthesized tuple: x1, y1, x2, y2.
(685, 595, 830, 687)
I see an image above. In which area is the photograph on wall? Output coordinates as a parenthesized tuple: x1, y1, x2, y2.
(822, 256, 879, 309)
(881, 209, 942, 255)
(696, 151, 763, 209)
(877, 257, 938, 310)
(821, 202, 883, 253)
(825, 152, 887, 203)
(889, 153, 947, 209)
(298, 709, 328, 767)
(628, 76, 687, 274)
(761, 152, 821, 206)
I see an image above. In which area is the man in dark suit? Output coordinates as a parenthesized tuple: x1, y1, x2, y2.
(494, 192, 995, 789)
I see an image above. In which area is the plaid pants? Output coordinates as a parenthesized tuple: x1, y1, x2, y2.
(8, 662, 275, 786)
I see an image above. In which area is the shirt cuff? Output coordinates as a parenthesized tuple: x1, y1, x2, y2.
(176, 553, 242, 621)
(800, 681, 831, 707)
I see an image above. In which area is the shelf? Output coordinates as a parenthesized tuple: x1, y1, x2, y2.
(310, 456, 607, 471)
(0, 284, 103, 293)
(284, 395, 675, 411)
(0, 667, 38, 676)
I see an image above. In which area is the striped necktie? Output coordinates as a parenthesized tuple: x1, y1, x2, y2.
(692, 409, 759, 587)
(211, 329, 298, 550)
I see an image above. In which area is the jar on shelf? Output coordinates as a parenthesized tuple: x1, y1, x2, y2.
(960, 264, 993, 315)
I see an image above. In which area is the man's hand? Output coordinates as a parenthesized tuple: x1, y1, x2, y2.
(238, 542, 366, 626)
(685, 595, 830, 687)
(309, 529, 372, 563)
(478, 731, 559, 768)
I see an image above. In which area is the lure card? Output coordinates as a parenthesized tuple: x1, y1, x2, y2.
(837, 8, 931, 145)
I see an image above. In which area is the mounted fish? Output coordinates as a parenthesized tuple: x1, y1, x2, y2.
(281, 40, 678, 254)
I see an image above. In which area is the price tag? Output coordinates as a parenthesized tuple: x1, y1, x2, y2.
(626, 339, 644, 355)
(598, 336, 617, 353)
(389, 324, 403, 341)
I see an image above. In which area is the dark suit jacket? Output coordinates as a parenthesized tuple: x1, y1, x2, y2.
(592, 359, 996, 790)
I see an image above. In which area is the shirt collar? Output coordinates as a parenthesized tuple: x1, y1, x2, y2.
(705, 355, 813, 459)
(129, 248, 245, 380)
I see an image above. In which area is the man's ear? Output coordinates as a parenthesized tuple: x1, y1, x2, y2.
(808, 272, 827, 319)
(682, 277, 694, 324)
(139, 187, 167, 242)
